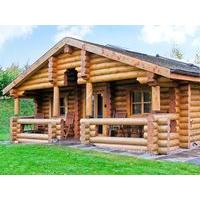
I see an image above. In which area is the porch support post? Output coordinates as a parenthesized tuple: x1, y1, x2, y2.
(14, 97, 20, 116)
(151, 85, 160, 112)
(53, 85, 60, 117)
(86, 82, 93, 118)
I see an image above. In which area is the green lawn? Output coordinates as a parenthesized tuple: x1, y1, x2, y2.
(0, 144, 200, 175)
(0, 98, 34, 141)
(0, 99, 199, 175)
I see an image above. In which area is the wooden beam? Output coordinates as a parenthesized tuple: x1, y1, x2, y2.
(86, 82, 93, 117)
(137, 72, 157, 84)
(170, 73, 200, 83)
(14, 97, 20, 116)
(53, 86, 60, 117)
(151, 85, 160, 112)
(80, 49, 89, 79)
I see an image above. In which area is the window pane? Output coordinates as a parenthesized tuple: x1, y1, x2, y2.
(133, 104, 141, 114)
(133, 92, 141, 103)
(144, 91, 151, 102)
(144, 103, 151, 113)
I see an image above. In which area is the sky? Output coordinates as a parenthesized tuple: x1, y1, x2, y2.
(1, 25, 200, 68)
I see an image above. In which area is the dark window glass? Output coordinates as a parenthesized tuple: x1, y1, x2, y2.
(144, 103, 151, 113)
(133, 104, 141, 114)
(133, 92, 141, 103)
(144, 91, 151, 102)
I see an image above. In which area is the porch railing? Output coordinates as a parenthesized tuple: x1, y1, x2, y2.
(80, 113, 178, 154)
(10, 117, 64, 143)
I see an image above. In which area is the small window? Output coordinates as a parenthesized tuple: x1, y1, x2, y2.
(131, 90, 151, 115)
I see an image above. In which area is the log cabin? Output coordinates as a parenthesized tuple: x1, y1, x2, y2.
(3, 37, 200, 154)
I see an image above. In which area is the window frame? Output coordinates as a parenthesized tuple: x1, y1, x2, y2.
(130, 89, 151, 116)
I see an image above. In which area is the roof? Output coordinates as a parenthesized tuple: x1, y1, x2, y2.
(3, 37, 200, 95)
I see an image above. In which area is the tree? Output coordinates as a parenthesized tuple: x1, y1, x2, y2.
(0, 64, 21, 96)
(170, 46, 184, 60)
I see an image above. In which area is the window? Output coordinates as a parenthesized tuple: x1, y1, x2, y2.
(49, 95, 68, 117)
(131, 90, 151, 115)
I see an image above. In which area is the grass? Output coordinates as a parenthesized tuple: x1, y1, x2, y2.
(0, 98, 199, 175)
(0, 98, 34, 141)
(0, 144, 200, 175)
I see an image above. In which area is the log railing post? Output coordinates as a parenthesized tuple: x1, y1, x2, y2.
(147, 114, 158, 153)
(80, 122, 90, 144)
(48, 123, 53, 142)
(14, 97, 20, 116)
(86, 82, 93, 118)
(10, 117, 18, 142)
(53, 86, 60, 117)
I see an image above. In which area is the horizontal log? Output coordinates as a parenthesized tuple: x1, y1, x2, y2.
(17, 133, 48, 140)
(154, 114, 177, 121)
(179, 142, 189, 148)
(158, 132, 178, 140)
(90, 66, 138, 76)
(93, 143, 148, 151)
(17, 118, 62, 124)
(158, 139, 179, 147)
(190, 135, 200, 142)
(90, 136, 147, 146)
(81, 118, 148, 125)
(179, 130, 189, 137)
(90, 57, 110, 64)
(158, 146, 179, 154)
(56, 61, 81, 70)
(158, 125, 170, 132)
(90, 71, 147, 83)
(19, 82, 53, 91)
(17, 138, 48, 144)
(57, 50, 81, 59)
(191, 129, 200, 136)
(90, 61, 122, 70)
(191, 124, 200, 129)
(56, 55, 81, 65)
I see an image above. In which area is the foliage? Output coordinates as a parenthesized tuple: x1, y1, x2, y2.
(0, 64, 21, 96)
(0, 144, 199, 175)
(170, 46, 184, 60)
(0, 98, 34, 141)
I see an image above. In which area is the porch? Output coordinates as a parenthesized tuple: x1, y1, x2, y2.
(80, 113, 179, 154)
(10, 117, 64, 143)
